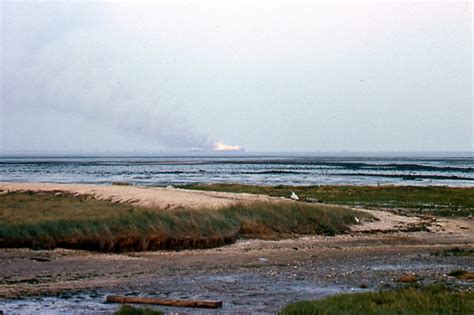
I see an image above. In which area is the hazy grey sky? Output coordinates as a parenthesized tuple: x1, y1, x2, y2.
(1, 1, 472, 153)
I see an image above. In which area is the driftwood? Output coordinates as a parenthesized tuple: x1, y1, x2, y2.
(105, 295, 223, 309)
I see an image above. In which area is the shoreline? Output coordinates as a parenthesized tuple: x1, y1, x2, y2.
(2, 155, 473, 189)
(0, 182, 472, 313)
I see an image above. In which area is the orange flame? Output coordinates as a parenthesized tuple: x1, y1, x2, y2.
(213, 141, 241, 151)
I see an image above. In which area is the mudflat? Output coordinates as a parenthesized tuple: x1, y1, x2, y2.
(1, 225, 473, 313)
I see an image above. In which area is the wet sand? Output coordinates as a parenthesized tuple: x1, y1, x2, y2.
(1, 233, 473, 314)
(1, 217, 473, 314)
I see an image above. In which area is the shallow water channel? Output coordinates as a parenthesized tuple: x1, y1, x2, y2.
(1, 276, 362, 314)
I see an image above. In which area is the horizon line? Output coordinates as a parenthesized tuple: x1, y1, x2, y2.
(0, 149, 472, 159)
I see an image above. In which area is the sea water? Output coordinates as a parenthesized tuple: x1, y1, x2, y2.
(1, 155, 472, 187)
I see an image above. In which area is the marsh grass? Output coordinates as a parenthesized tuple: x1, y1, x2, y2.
(0, 191, 365, 251)
(280, 285, 474, 315)
(116, 305, 163, 315)
(181, 184, 474, 217)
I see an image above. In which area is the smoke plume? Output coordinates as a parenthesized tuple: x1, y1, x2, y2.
(2, 3, 216, 150)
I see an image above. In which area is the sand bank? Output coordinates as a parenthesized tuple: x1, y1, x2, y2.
(0, 182, 276, 210)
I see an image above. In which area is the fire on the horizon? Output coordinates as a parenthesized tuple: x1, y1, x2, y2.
(213, 142, 241, 151)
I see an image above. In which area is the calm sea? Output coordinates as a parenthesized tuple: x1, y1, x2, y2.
(0, 155, 473, 187)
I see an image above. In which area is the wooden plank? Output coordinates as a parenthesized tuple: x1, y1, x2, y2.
(105, 295, 223, 309)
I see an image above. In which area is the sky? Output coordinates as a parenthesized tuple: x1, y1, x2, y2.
(0, 1, 472, 153)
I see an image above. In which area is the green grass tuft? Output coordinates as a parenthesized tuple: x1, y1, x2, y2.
(280, 285, 474, 315)
(180, 184, 474, 217)
(116, 304, 163, 315)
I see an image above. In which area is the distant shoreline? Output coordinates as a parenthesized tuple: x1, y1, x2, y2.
(1, 151, 473, 158)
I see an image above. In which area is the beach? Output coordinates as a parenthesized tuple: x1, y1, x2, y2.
(1, 217, 472, 313)
(3, 1, 473, 313)
(0, 182, 472, 313)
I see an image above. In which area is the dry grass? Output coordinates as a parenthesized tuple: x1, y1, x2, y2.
(0, 191, 368, 252)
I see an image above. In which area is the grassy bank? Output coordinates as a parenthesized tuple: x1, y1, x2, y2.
(0, 191, 365, 252)
(180, 184, 474, 217)
(280, 285, 474, 315)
